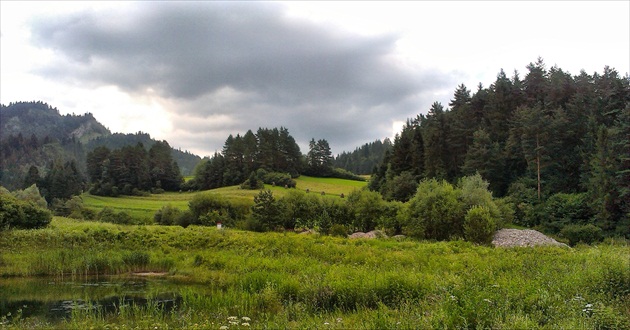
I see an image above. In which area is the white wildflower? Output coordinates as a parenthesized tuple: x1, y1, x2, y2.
(336, 318, 342, 323)
(227, 316, 238, 321)
(219, 326, 228, 330)
(242, 317, 251, 322)
(241, 323, 250, 327)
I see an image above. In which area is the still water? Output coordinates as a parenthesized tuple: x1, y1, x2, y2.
(0, 275, 198, 324)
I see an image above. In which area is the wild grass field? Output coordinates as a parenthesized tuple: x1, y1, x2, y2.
(1, 217, 628, 329)
(81, 175, 367, 220)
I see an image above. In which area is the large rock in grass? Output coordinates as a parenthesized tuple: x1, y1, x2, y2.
(348, 230, 387, 239)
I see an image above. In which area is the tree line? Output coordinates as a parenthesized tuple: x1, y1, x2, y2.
(333, 139, 392, 175)
(86, 141, 183, 196)
(188, 127, 358, 191)
(369, 58, 629, 237)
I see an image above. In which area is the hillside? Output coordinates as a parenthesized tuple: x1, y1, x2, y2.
(0, 101, 201, 189)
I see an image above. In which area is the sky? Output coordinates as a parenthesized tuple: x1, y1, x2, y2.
(1, 1, 628, 158)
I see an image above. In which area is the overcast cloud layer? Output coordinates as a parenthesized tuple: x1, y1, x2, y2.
(27, 2, 452, 155)
(2, 1, 628, 157)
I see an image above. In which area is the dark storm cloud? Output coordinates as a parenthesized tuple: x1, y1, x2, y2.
(29, 2, 455, 155)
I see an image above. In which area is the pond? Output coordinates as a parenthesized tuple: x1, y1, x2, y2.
(0, 275, 202, 325)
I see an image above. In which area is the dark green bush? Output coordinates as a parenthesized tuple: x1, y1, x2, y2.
(0, 192, 52, 230)
(188, 192, 250, 227)
(560, 224, 603, 246)
(463, 206, 496, 245)
(329, 224, 349, 237)
(154, 205, 182, 225)
(256, 170, 296, 188)
(98, 208, 134, 225)
(403, 179, 464, 240)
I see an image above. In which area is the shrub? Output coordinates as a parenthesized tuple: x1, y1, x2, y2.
(403, 179, 464, 240)
(279, 190, 323, 230)
(463, 206, 496, 245)
(154, 205, 182, 225)
(0, 192, 52, 230)
(12, 184, 48, 209)
(346, 189, 388, 232)
(560, 224, 603, 246)
(176, 210, 194, 228)
(459, 174, 503, 229)
(188, 192, 250, 227)
(98, 208, 134, 225)
(257, 170, 296, 188)
(329, 224, 349, 237)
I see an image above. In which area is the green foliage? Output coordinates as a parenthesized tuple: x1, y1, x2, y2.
(252, 190, 283, 231)
(192, 127, 302, 190)
(403, 179, 464, 240)
(329, 167, 365, 181)
(381, 170, 418, 202)
(279, 189, 322, 230)
(0, 192, 52, 230)
(464, 206, 496, 245)
(560, 224, 603, 246)
(240, 171, 264, 190)
(87, 141, 183, 197)
(346, 189, 388, 232)
(11, 184, 48, 209)
(329, 223, 349, 237)
(188, 193, 249, 227)
(542, 193, 592, 233)
(97, 207, 134, 225)
(306, 138, 333, 176)
(256, 169, 296, 188)
(154, 205, 181, 225)
(334, 138, 392, 175)
(458, 173, 504, 228)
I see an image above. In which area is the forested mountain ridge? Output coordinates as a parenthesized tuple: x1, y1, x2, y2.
(0, 101, 201, 190)
(0, 101, 109, 143)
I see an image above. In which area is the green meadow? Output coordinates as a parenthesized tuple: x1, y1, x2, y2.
(81, 175, 367, 220)
(0, 217, 628, 329)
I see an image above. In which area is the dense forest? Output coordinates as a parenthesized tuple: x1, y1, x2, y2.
(0, 102, 201, 190)
(369, 58, 629, 237)
(86, 141, 183, 196)
(333, 139, 392, 175)
(189, 127, 304, 190)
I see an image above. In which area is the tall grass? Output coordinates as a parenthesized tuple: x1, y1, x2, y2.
(1, 217, 628, 329)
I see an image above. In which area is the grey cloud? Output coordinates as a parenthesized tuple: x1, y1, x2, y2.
(29, 2, 457, 155)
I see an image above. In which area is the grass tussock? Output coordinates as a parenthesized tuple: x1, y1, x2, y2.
(0, 217, 628, 329)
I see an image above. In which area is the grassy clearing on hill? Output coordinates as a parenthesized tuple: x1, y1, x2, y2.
(1, 217, 628, 329)
(81, 176, 368, 220)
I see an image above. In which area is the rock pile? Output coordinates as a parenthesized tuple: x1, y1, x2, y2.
(492, 229, 568, 248)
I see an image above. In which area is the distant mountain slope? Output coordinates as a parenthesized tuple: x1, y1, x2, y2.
(0, 101, 110, 143)
(0, 101, 201, 189)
